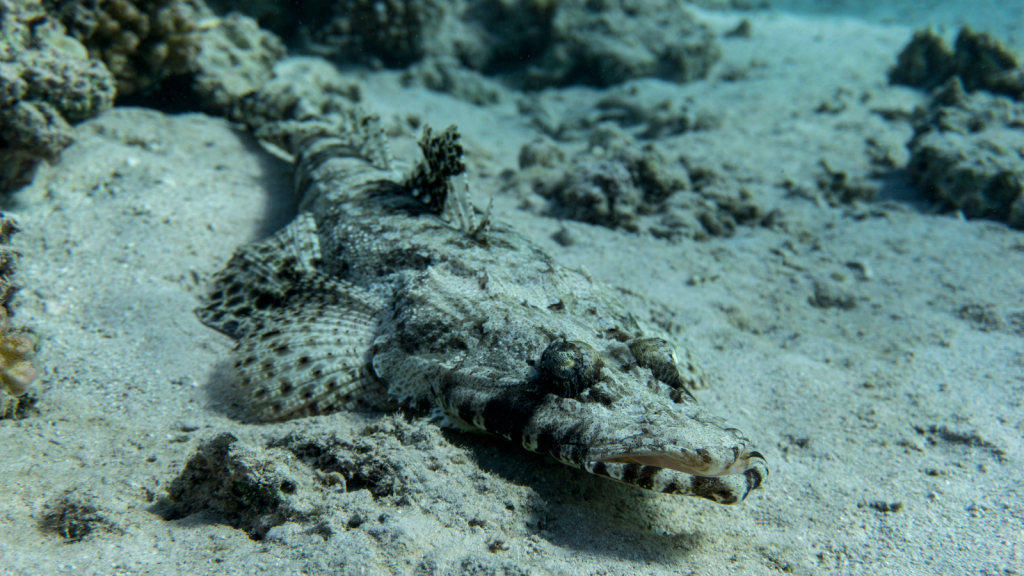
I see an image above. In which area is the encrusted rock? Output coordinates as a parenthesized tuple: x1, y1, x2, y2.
(507, 137, 772, 240)
(551, 159, 643, 231)
(400, 56, 503, 106)
(954, 27, 1024, 99)
(166, 432, 323, 538)
(891, 26, 1024, 100)
(526, 0, 720, 87)
(208, 0, 718, 89)
(313, 0, 447, 68)
(232, 56, 362, 130)
(908, 77, 1024, 228)
(888, 29, 956, 90)
(518, 137, 565, 169)
(164, 416, 520, 544)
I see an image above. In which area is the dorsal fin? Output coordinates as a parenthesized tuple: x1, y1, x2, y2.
(405, 125, 490, 238)
(405, 125, 465, 213)
(258, 116, 489, 237)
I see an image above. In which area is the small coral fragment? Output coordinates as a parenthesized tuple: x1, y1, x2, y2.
(0, 317, 38, 398)
(0, 214, 38, 415)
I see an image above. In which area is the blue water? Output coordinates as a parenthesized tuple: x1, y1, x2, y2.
(772, 0, 1023, 49)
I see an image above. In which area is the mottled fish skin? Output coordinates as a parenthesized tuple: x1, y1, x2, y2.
(197, 110, 768, 505)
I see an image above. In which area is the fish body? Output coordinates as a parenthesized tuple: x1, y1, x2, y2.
(197, 111, 768, 504)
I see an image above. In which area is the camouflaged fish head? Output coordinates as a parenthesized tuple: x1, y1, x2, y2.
(388, 330, 768, 505)
(197, 110, 768, 506)
(534, 339, 766, 502)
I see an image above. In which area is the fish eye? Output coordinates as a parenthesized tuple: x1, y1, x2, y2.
(537, 339, 603, 398)
(628, 337, 697, 401)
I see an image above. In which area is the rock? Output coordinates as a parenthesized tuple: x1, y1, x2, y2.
(888, 29, 955, 90)
(890, 26, 1024, 100)
(908, 78, 1024, 228)
(527, 0, 720, 87)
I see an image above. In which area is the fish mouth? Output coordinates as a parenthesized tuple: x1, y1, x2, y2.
(594, 451, 763, 477)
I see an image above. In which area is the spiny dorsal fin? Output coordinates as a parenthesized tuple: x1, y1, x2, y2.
(405, 125, 465, 213)
(406, 125, 490, 238)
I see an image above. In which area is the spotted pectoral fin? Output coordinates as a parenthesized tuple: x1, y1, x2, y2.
(233, 285, 397, 422)
(197, 213, 322, 339)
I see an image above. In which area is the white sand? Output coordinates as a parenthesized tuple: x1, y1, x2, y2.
(1, 8, 1022, 576)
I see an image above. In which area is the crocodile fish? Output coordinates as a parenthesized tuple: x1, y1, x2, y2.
(196, 110, 768, 504)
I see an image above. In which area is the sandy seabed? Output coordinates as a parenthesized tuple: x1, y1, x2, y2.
(1, 7, 1022, 576)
